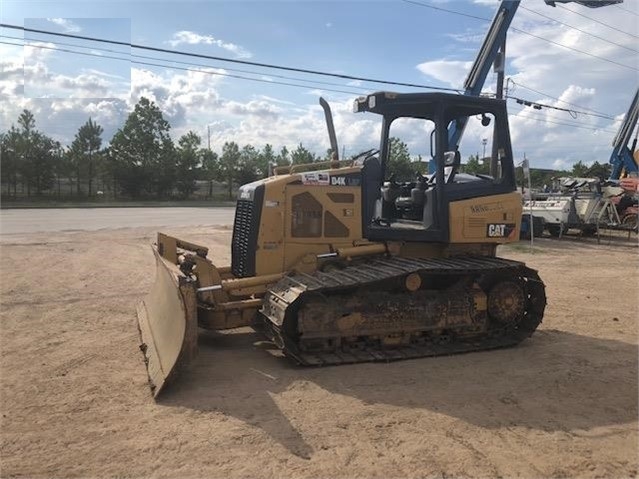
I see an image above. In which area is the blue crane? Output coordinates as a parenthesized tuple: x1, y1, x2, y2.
(430, 0, 623, 173)
(609, 88, 639, 179)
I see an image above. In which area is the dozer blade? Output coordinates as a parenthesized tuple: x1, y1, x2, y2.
(136, 247, 198, 398)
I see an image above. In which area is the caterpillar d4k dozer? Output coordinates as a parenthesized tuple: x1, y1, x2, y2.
(137, 92, 546, 397)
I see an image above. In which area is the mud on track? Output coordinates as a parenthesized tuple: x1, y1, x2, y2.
(1, 225, 637, 478)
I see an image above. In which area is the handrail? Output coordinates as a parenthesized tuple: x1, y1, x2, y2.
(273, 158, 355, 175)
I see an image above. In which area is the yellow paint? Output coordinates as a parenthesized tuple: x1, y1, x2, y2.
(448, 192, 523, 243)
(253, 165, 365, 275)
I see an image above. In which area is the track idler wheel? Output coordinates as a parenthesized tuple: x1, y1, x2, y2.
(487, 280, 525, 324)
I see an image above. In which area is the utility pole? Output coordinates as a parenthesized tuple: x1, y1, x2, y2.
(491, 35, 506, 178)
(522, 154, 533, 251)
(206, 125, 213, 198)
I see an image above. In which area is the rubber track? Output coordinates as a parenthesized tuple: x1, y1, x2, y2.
(261, 256, 546, 366)
(283, 256, 525, 291)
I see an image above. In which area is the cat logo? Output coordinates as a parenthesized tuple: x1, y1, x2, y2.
(486, 223, 515, 238)
(330, 176, 346, 186)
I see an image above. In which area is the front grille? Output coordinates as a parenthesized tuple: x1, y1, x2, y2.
(231, 199, 256, 277)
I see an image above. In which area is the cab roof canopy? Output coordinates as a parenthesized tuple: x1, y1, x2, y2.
(353, 91, 506, 120)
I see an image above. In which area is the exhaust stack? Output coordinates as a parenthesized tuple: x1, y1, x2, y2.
(319, 97, 339, 164)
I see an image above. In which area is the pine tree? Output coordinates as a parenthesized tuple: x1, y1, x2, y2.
(70, 118, 103, 196)
(108, 97, 175, 198)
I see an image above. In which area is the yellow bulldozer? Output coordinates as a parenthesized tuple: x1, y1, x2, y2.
(137, 92, 546, 397)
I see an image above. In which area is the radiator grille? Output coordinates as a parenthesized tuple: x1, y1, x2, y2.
(231, 199, 256, 277)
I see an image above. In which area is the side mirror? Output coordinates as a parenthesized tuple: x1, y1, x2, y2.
(429, 129, 435, 159)
(444, 150, 461, 167)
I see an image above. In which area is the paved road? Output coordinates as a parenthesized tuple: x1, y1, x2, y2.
(0, 207, 236, 234)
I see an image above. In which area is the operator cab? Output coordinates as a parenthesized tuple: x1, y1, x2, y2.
(355, 92, 517, 243)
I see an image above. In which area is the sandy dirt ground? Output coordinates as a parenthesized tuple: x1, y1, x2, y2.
(1, 225, 637, 478)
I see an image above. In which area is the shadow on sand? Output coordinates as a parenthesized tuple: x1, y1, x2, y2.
(159, 328, 638, 458)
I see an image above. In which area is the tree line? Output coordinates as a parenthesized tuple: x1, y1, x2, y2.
(0, 97, 335, 201)
(1, 96, 611, 201)
(462, 154, 612, 190)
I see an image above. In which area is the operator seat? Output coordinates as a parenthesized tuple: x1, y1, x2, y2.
(361, 156, 382, 229)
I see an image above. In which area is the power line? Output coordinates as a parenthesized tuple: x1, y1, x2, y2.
(510, 106, 617, 133)
(511, 107, 612, 130)
(5, 34, 384, 94)
(130, 52, 365, 93)
(506, 79, 613, 118)
(399, 0, 638, 71)
(509, 102, 606, 126)
(400, 0, 488, 21)
(0, 35, 362, 95)
(132, 59, 364, 96)
(507, 25, 636, 71)
(513, 114, 614, 133)
(0, 23, 462, 93)
(0, 39, 367, 96)
(399, 0, 632, 115)
(5, 34, 128, 57)
(506, 95, 616, 120)
(613, 3, 639, 17)
(12, 38, 619, 128)
(3, 16, 630, 118)
(7, 33, 621, 126)
(519, 5, 638, 54)
(557, 4, 639, 39)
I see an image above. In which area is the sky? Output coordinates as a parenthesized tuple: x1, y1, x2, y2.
(0, 0, 637, 170)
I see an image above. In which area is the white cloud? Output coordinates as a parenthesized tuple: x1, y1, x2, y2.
(224, 100, 282, 119)
(166, 31, 252, 59)
(446, 31, 485, 44)
(1, 94, 129, 146)
(3, 3, 636, 172)
(205, 99, 375, 156)
(2, 47, 381, 157)
(23, 60, 128, 100)
(83, 69, 127, 81)
(17, 38, 130, 101)
(126, 66, 376, 155)
(127, 66, 237, 136)
(24, 41, 57, 62)
(255, 95, 296, 106)
(414, 2, 637, 169)
(416, 60, 472, 89)
(46, 18, 81, 33)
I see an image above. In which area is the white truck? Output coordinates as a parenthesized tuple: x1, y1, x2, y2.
(524, 177, 623, 236)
